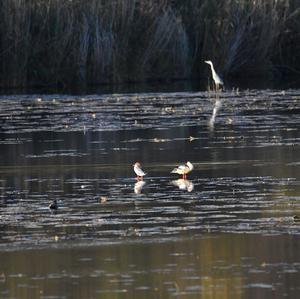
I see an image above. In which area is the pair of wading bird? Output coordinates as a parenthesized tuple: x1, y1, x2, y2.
(133, 60, 223, 181)
(49, 61, 222, 208)
(49, 161, 194, 209)
(49, 162, 194, 209)
(133, 161, 194, 181)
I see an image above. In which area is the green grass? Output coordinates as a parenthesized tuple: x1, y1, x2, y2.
(0, 0, 299, 88)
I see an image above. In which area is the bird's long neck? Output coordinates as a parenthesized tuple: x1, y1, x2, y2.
(210, 63, 215, 74)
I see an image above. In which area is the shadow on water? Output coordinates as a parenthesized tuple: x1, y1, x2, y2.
(0, 88, 300, 298)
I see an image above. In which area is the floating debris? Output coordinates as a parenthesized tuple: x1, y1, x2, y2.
(226, 117, 233, 125)
(100, 196, 108, 203)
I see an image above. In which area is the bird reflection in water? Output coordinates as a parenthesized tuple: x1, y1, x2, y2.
(209, 98, 222, 129)
(171, 179, 194, 192)
(134, 180, 146, 194)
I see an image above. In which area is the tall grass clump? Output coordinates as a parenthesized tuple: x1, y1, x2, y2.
(0, 0, 299, 88)
(176, 0, 299, 78)
(222, 0, 291, 76)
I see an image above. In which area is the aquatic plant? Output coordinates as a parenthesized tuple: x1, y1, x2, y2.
(0, 0, 299, 88)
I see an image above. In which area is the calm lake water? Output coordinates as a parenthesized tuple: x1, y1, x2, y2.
(0, 89, 300, 298)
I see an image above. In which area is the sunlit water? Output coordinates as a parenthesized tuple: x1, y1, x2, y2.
(0, 89, 300, 298)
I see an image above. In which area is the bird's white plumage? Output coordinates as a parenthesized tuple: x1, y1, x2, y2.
(205, 60, 224, 87)
(133, 162, 146, 177)
(171, 161, 194, 175)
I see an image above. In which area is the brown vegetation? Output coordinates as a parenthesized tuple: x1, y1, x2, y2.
(0, 0, 299, 88)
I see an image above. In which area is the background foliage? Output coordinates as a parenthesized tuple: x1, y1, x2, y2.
(0, 0, 299, 88)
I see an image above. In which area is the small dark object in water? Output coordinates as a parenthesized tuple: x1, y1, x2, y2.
(49, 200, 58, 210)
(293, 215, 299, 222)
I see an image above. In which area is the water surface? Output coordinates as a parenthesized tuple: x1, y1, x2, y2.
(0, 89, 300, 298)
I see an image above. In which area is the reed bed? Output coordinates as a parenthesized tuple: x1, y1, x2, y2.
(0, 0, 299, 88)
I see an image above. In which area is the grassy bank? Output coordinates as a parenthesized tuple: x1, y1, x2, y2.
(0, 0, 299, 88)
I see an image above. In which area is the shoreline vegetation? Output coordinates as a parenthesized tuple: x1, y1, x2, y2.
(0, 0, 299, 89)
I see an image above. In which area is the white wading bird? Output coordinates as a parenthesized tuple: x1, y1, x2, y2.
(171, 161, 194, 179)
(133, 162, 147, 180)
(205, 60, 224, 90)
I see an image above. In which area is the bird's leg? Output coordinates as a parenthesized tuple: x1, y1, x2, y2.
(215, 83, 222, 100)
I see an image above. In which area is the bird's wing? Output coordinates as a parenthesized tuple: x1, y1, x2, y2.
(171, 165, 187, 174)
(135, 167, 146, 176)
(177, 165, 186, 170)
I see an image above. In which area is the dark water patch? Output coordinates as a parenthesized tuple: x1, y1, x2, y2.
(1, 234, 299, 299)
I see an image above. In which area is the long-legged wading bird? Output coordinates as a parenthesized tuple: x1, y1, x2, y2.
(133, 162, 147, 180)
(205, 60, 224, 90)
(171, 161, 194, 179)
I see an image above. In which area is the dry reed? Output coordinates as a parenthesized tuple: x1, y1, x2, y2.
(0, 0, 299, 88)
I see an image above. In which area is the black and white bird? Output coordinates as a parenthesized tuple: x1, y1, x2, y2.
(49, 199, 58, 210)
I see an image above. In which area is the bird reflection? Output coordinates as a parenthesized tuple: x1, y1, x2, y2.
(209, 99, 222, 129)
(171, 179, 194, 192)
(134, 180, 146, 194)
